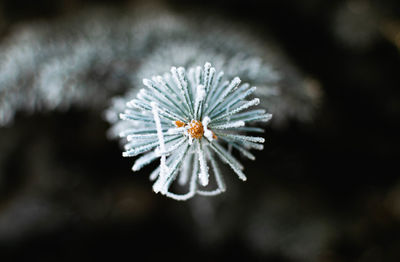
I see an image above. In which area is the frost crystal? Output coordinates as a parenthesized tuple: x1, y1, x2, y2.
(119, 63, 271, 200)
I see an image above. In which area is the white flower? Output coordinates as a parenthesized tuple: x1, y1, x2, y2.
(119, 63, 272, 200)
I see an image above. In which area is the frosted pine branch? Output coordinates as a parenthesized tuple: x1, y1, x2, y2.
(119, 63, 270, 200)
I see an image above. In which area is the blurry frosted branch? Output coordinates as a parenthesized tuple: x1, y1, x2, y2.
(0, 10, 121, 125)
(0, 7, 187, 126)
(0, 5, 321, 128)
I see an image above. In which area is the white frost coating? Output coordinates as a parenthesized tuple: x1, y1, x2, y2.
(202, 116, 214, 141)
(126, 133, 158, 141)
(261, 113, 273, 122)
(211, 120, 245, 129)
(118, 63, 270, 200)
(151, 102, 169, 193)
(167, 153, 199, 201)
(194, 84, 206, 119)
(196, 85, 206, 103)
(132, 152, 157, 171)
(211, 98, 260, 123)
(142, 78, 155, 89)
(218, 133, 265, 143)
(197, 147, 226, 196)
(122, 140, 161, 157)
(197, 141, 209, 186)
(155, 138, 186, 156)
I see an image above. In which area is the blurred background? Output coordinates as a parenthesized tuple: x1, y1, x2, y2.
(0, 0, 399, 261)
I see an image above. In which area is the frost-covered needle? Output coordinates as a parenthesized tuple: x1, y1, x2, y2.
(119, 62, 272, 200)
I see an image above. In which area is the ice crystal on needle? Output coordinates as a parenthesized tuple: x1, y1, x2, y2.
(119, 63, 271, 200)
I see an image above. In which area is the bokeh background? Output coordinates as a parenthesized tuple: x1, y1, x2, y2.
(0, 0, 399, 261)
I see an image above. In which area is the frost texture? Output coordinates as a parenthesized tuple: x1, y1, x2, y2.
(119, 63, 270, 200)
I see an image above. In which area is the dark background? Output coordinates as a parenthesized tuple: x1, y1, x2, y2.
(0, 0, 399, 261)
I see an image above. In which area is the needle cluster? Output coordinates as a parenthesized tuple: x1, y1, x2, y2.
(119, 63, 271, 200)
